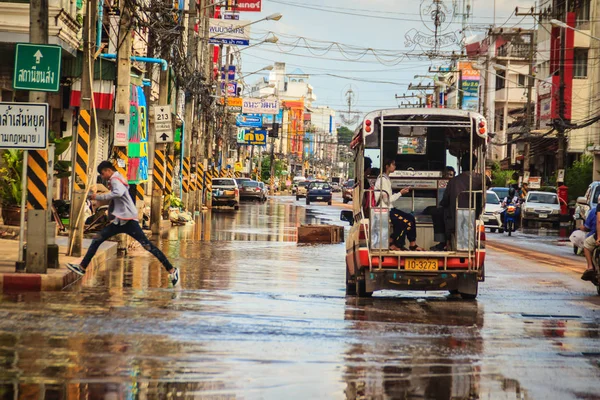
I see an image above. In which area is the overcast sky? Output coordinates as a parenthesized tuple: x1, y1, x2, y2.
(239, 0, 537, 126)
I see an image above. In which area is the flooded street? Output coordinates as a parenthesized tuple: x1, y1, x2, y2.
(1, 197, 599, 399)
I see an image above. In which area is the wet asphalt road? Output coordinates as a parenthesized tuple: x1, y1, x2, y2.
(1, 195, 599, 400)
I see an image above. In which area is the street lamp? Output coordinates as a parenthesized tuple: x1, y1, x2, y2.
(266, 13, 283, 21)
(230, 34, 279, 53)
(238, 65, 273, 80)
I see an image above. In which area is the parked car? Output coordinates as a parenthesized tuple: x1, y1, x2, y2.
(235, 177, 252, 188)
(306, 181, 333, 205)
(576, 181, 600, 219)
(481, 190, 504, 233)
(342, 179, 355, 204)
(522, 191, 561, 228)
(212, 178, 240, 210)
(296, 181, 310, 200)
(240, 180, 266, 202)
(258, 182, 268, 199)
(490, 187, 510, 202)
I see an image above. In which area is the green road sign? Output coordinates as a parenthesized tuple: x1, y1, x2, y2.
(13, 44, 62, 92)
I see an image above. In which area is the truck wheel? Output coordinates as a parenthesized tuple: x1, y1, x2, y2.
(346, 262, 356, 296)
(234, 205, 240, 211)
(306, 198, 310, 205)
(296, 196, 300, 201)
(597, 284, 600, 296)
(460, 283, 478, 300)
(343, 198, 349, 204)
(356, 271, 373, 298)
(328, 200, 332, 206)
(490, 228, 496, 233)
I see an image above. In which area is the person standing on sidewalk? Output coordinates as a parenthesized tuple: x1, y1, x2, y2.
(67, 161, 180, 287)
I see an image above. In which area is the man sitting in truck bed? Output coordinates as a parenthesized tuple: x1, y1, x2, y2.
(431, 154, 487, 251)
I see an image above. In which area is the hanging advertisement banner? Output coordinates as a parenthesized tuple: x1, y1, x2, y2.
(230, 0, 261, 12)
(236, 114, 262, 127)
(243, 129, 267, 146)
(458, 61, 480, 112)
(242, 98, 279, 114)
(209, 19, 251, 46)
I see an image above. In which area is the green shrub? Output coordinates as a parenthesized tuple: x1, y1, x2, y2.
(565, 154, 593, 201)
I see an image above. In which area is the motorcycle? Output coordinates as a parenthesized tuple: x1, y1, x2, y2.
(504, 204, 520, 236)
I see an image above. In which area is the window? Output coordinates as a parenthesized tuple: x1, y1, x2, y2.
(495, 70, 506, 90)
(518, 74, 526, 87)
(398, 136, 427, 155)
(576, 0, 591, 28)
(574, 49, 588, 78)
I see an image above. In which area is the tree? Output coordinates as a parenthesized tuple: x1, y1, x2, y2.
(490, 163, 517, 188)
(565, 154, 593, 201)
(337, 126, 354, 146)
(261, 158, 287, 182)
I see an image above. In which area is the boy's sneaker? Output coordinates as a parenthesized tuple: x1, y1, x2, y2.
(67, 263, 86, 276)
(169, 268, 180, 287)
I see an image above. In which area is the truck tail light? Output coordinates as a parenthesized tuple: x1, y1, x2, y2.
(359, 224, 367, 240)
(364, 119, 373, 134)
(478, 224, 486, 243)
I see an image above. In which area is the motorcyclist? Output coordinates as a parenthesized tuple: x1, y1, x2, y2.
(502, 187, 521, 230)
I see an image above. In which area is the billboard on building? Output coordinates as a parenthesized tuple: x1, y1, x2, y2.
(229, 0, 262, 12)
(458, 61, 480, 112)
(209, 19, 251, 46)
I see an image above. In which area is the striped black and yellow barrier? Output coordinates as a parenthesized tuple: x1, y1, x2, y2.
(220, 167, 226, 178)
(190, 170, 197, 192)
(136, 184, 144, 202)
(165, 154, 174, 194)
(26, 150, 48, 210)
(74, 110, 90, 190)
(113, 147, 128, 178)
(182, 157, 190, 193)
(205, 166, 213, 192)
(235, 171, 241, 178)
(228, 168, 234, 178)
(153, 149, 165, 191)
(197, 162, 204, 192)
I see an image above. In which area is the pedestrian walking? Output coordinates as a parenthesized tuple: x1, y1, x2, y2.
(67, 161, 180, 287)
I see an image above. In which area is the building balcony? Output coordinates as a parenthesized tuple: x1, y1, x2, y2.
(494, 87, 528, 103)
(0, 0, 81, 55)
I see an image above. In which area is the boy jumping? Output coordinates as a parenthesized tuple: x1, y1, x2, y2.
(67, 161, 180, 287)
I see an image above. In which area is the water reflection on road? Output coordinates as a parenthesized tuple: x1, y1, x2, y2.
(0, 197, 598, 399)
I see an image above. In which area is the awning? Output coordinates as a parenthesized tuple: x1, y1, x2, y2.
(70, 79, 115, 110)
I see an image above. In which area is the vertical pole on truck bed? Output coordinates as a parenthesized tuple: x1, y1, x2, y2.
(378, 110, 384, 270)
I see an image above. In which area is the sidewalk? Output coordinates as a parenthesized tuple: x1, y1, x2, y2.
(0, 236, 117, 292)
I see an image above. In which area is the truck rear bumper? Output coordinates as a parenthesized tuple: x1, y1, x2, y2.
(362, 269, 479, 293)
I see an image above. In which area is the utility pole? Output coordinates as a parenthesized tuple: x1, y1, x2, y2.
(150, 56, 170, 235)
(515, 8, 537, 176)
(523, 30, 535, 175)
(114, 0, 132, 249)
(68, 0, 96, 257)
(24, 0, 50, 273)
(556, 1, 569, 173)
(183, 0, 197, 212)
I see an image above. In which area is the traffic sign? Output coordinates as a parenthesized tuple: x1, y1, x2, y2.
(0, 102, 48, 149)
(13, 44, 62, 92)
(153, 105, 173, 143)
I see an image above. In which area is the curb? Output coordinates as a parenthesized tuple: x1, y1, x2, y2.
(0, 242, 118, 292)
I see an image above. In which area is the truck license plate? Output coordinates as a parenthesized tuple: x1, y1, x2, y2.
(539, 214, 548, 218)
(317, 197, 323, 200)
(405, 258, 438, 270)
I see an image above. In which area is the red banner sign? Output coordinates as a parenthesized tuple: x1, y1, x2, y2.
(231, 0, 261, 12)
